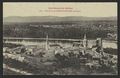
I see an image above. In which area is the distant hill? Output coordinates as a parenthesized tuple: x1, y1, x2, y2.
(3, 16, 117, 23)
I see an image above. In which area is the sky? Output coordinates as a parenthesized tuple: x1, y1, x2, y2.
(3, 2, 117, 17)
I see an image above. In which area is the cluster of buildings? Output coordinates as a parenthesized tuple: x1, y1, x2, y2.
(107, 33, 117, 40)
(3, 53, 25, 62)
(3, 34, 117, 74)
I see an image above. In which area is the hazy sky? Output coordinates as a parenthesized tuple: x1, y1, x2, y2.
(3, 2, 117, 17)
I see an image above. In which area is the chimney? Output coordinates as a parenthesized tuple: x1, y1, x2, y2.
(46, 34, 49, 51)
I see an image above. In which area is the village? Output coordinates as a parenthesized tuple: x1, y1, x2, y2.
(3, 34, 117, 75)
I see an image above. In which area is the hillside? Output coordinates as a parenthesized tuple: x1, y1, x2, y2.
(3, 16, 117, 23)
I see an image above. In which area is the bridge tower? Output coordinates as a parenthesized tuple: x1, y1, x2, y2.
(96, 38, 103, 54)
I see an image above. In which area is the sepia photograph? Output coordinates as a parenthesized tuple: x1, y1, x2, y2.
(3, 2, 117, 75)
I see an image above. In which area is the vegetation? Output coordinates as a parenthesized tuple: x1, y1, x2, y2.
(3, 21, 117, 39)
(104, 48, 117, 55)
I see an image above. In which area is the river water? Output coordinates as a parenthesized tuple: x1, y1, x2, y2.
(4, 38, 117, 49)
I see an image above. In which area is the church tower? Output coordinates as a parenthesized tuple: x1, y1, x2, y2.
(83, 34, 88, 49)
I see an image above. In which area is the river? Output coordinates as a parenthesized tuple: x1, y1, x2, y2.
(3, 37, 117, 49)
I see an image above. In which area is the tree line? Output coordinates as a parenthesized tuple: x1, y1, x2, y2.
(3, 22, 116, 39)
